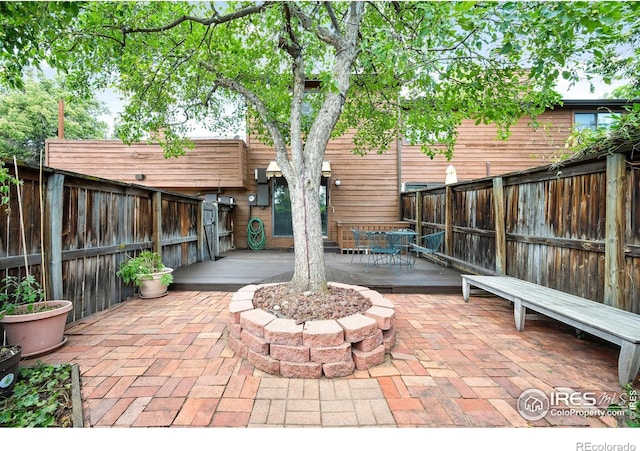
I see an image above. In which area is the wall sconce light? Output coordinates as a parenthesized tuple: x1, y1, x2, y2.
(334, 179, 341, 186)
(135, 174, 146, 181)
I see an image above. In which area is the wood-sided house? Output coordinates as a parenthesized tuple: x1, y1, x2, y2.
(45, 99, 631, 251)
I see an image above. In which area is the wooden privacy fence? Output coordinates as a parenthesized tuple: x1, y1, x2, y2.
(0, 162, 231, 322)
(401, 149, 640, 314)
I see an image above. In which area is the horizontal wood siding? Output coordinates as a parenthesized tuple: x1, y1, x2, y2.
(401, 110, 572, 184)
(46, 139, 248, 190)
(239, 130, 400, 249)
(47, 113, 572, 251)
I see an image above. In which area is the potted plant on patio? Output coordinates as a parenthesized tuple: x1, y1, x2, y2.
(0, 158, 73, 358)
(116, 250, 174, 298)
(0, 275, 73, 358)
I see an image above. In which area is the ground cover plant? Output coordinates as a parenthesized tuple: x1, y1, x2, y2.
(0, 362, 74, 427)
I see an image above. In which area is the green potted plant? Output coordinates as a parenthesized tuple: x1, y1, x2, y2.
(116, 250, 174, 298)
(0, 275, 73, 358)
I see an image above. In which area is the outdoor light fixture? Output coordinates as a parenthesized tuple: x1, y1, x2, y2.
(334, 179, 341, 186)
(265, 161, 332, 178)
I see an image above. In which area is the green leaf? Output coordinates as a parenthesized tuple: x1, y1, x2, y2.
(500, 42, 513, 54)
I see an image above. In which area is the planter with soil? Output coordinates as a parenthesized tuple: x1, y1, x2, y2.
(0, 300, 73, 358)
(227, 282, 396, 378)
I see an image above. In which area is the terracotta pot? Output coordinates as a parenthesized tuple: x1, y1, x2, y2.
(139, 268, 173, 299)
(0, 300, 73, 357)
(0, 345, 21, 397)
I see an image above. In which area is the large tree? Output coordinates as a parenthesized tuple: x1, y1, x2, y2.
(4, 1, 638, 295)
(0, 72, 109, 164)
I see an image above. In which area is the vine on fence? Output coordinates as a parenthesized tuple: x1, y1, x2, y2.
(558, 105, 640, 165)
(0, 160, 19, 210)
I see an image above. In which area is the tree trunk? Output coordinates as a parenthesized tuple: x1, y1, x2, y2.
(288, 169, 327, 293)
(282, 1, 364, 295)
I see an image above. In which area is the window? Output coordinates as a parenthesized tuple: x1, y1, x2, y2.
(401, 182, 444, 192)
(272, 177, 328, 237)
(574, 112, 620, 132)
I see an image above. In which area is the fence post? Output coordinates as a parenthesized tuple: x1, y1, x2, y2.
(445, 186, 453, 255)
(213, 203, 220, 258)
(415, 192, 422, 235)
(152, 191, 162, 253)
(197, 200, 204, 261)
(493, 177, 506, 275)
(604, 153, 626, 309)
(45, 173, 65, 300)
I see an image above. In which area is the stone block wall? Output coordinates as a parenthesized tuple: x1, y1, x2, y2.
(227, 282, 396, 378)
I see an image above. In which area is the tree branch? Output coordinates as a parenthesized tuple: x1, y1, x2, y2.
(323, 2, 341, 35)
(288, 3, 341, 48)
(279, 3, 302, 58)
(122, 2, 274, 35)
(209, 75, 289, 160)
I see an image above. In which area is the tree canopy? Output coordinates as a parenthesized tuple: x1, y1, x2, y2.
(2, 2, 638, 156)
(26, 2, 636, 156)
(0, 1, 80, 90)
(0, 72, 109, 164)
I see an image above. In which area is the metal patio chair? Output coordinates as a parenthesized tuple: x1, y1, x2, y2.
(350, 229, 370, 263)
(388, 228, 418, 268)
(366, 231, 401, 274)
(408, 231, 445, 268)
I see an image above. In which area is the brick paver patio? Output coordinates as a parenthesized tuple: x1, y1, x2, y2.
(28, 289, 634, 429)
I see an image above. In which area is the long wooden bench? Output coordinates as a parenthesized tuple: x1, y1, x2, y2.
(461, 275, 640, 387)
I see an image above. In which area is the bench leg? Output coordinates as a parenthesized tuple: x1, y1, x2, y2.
(514, 298, 526, 332)
(618, 342, 640, 387)
(462, 279, 470, 302)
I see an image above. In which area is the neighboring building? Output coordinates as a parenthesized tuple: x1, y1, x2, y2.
(45, 99, 633, 250)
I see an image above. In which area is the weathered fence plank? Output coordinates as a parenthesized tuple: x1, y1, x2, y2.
(493, 177, 506, 275)
(45, 173, 65, 300)
(0, 161, 229, 323)
(604, 153, 626, 309)
(401, 148, 639, 314)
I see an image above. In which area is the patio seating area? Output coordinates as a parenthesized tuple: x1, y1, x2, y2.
(362, 229, 420, 274)
(169, 249, 462, 294)
(346, 228, 445, 276)
(24, 250, 631, 429)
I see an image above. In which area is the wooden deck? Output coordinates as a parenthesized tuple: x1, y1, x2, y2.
(171, 249, 464, 293)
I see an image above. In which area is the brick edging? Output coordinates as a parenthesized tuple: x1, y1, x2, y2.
(227, 282, 396, 378)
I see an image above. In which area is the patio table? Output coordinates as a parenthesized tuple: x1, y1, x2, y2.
(365, 229, 417, 273)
